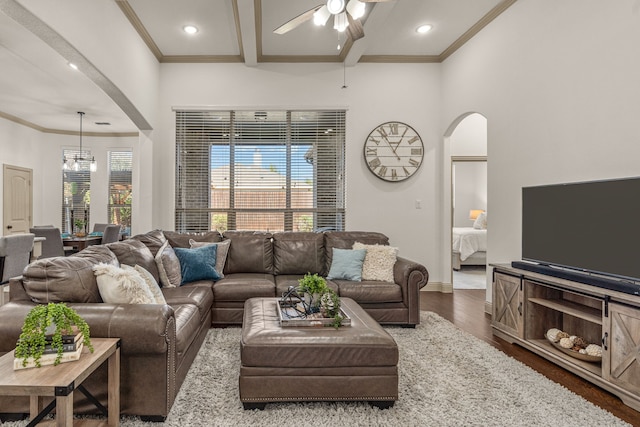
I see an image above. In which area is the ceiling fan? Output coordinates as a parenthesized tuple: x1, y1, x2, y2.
(273, 0, 393, 42)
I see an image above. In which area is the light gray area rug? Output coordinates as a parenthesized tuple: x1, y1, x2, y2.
(5, 312, 630, 427)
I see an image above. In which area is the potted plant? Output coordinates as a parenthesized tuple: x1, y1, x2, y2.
(297, 273, 329, 312)
(15, 303, 93, 368)
(74, 219, 86, 237)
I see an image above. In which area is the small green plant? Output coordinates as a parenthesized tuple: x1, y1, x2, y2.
(297, 273, 328, 296)
(15, 303, 93, 368)
(74, 219, 85, 234)
(297, 274, 343, 328)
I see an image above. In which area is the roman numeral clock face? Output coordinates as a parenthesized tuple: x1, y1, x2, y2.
(364, 121, 424, 182)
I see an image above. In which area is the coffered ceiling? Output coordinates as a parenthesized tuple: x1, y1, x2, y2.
(0, 0, 516, 134)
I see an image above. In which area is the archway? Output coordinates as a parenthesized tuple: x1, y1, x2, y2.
(442, 112, 488, 295)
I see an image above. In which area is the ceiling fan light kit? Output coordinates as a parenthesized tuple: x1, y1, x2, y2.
(333, 12, 349, 32)
(313, 6, 331, 26)
(326, 0, 346, 14)
(346, 0, 366, 20)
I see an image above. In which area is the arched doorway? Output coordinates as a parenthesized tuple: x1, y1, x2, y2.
(442, 113, 488, 294)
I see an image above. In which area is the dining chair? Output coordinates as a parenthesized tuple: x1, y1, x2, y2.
(29, 227, 67, 258)
(0, 233, 35, 284)
(92, 223, 110, 234)
(101, 224, 122, 244)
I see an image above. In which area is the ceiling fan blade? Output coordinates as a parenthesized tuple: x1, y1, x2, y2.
(346, 15, 365, 41)
(273, 5, 323, 35)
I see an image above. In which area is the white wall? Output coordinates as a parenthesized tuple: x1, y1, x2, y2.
(453, 162, 487, 227)
(0, 117, 142, 233)
(450, 113, 487, 157)
(442, 0, 640, 302)
(157, 62, 443, 280)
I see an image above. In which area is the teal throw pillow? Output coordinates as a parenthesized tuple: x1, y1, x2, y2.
(174, 244, 221, 285)
(326, 248, 367, 281)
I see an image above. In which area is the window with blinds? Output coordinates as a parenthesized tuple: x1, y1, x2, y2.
(108, 151, 133, 235)
(62, 148, 91, 234)
(175, 110, 346, 233)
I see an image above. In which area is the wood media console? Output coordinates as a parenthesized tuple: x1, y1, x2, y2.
(492, 264, 640, 412)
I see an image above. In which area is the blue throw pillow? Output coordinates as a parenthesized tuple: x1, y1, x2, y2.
(174, 244, 221, 285)
(326, 248, 367, 281)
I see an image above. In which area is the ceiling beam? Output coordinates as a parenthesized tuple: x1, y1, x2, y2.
(0, 0, 152, 130)
(236, 0, 258, 66)
(344, 1, 398, 66)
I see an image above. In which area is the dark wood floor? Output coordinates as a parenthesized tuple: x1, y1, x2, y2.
(420, 289, 640, 426)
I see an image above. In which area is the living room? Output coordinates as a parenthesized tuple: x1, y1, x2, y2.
(1, 0, 639, 425)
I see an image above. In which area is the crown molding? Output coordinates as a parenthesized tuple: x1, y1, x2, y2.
(115, 0, 162, 61)
(0, 111, 138, 137)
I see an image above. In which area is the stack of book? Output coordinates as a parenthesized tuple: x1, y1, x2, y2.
(14, 331, 84, 370)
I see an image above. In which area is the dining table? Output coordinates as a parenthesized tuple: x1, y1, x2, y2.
(62, 235, 103, 252)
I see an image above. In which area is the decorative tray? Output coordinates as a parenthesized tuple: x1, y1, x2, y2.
(545, 333, 601, 363)
(277, 301, 351, 327)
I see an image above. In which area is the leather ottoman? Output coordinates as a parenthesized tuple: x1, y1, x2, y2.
(239, 297, 398, 409)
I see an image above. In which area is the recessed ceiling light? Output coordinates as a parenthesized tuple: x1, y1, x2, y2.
(416, 24, 433, 34)
(183, 25, 198, 34)
(68, 62, 78, 70)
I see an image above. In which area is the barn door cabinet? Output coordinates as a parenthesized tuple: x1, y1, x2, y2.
(491, 264, 640, 412)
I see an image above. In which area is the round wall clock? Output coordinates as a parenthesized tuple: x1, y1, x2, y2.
(363, 121, 424, 182)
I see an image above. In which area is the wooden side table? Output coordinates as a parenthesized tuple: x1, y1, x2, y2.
(0, 338, 120, 426)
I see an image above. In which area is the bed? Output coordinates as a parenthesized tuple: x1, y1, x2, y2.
(452, 227, 487, 270)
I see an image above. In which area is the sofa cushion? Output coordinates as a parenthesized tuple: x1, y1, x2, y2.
(106, 239, 160, 283)
(335, 280, 403, 303)
(93, 263, 156, 304)
(71, 245, 119, 265)
(353, 242, 398, 282)
(174, 245, 222, 284)
(163, 230, 222, 249)
(324, 231, 389, 274)
(162, 284, 213, 323)
(212, 273, 275, 302)
(22, 256, 103, 303)
(275, 274, 338, 297)
(326, 248, 366, 281)
(154, 241, 181, 288)
(222, 231, 273, 275)
(272, 232, 324, 275)
(130, 229, 167, 257)
(189, 239, 230, 279)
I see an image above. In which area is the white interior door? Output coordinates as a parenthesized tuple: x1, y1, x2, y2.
(3, 164, 33, 235)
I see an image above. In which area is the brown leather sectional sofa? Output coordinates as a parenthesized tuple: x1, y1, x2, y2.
(0, 230, 428, 421)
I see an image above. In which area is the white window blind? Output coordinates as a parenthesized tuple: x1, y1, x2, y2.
(175, 109, 346, 232)
(62, 148, 91, 234)
(108, 150, 133, 235)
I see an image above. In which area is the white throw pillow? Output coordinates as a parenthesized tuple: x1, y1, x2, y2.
(352, 242, 398, 282)
(93, 263, 155, 304)
(133, 265, 166, 304)
(189, 239, 230, 278)
(473, 211, 487, 230)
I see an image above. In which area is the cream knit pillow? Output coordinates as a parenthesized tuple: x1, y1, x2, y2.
(93, 263, 155, 304)
(352, 242, 398, 282)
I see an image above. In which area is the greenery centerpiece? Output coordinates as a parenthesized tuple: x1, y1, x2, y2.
(15, 303, 93, 368)
(74, 219, 86, 237)
(297, 273, 343, 328)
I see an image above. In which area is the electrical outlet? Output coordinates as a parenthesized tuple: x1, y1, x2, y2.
(415, 199, 422, 209)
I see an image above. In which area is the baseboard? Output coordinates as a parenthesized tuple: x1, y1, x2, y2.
(421, 282, 453, 293)
(484, 301, 492, 316)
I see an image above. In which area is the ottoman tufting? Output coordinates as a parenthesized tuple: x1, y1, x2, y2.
(239, 297, 399, 409)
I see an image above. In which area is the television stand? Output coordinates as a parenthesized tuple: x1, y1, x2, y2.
(492, 263, 640, 412)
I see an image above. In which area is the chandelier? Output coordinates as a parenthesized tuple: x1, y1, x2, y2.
(63, 111, 96, 172)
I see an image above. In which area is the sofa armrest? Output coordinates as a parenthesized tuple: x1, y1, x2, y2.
(0, 301, 176, 355)
(393, 257, 429, 324)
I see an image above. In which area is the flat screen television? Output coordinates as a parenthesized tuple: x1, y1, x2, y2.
(520, 177, 640, 289)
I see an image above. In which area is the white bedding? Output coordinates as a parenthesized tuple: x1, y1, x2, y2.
(453, 227, 487, 261)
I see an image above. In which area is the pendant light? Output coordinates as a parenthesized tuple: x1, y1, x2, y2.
(63, 111, 96, 172)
